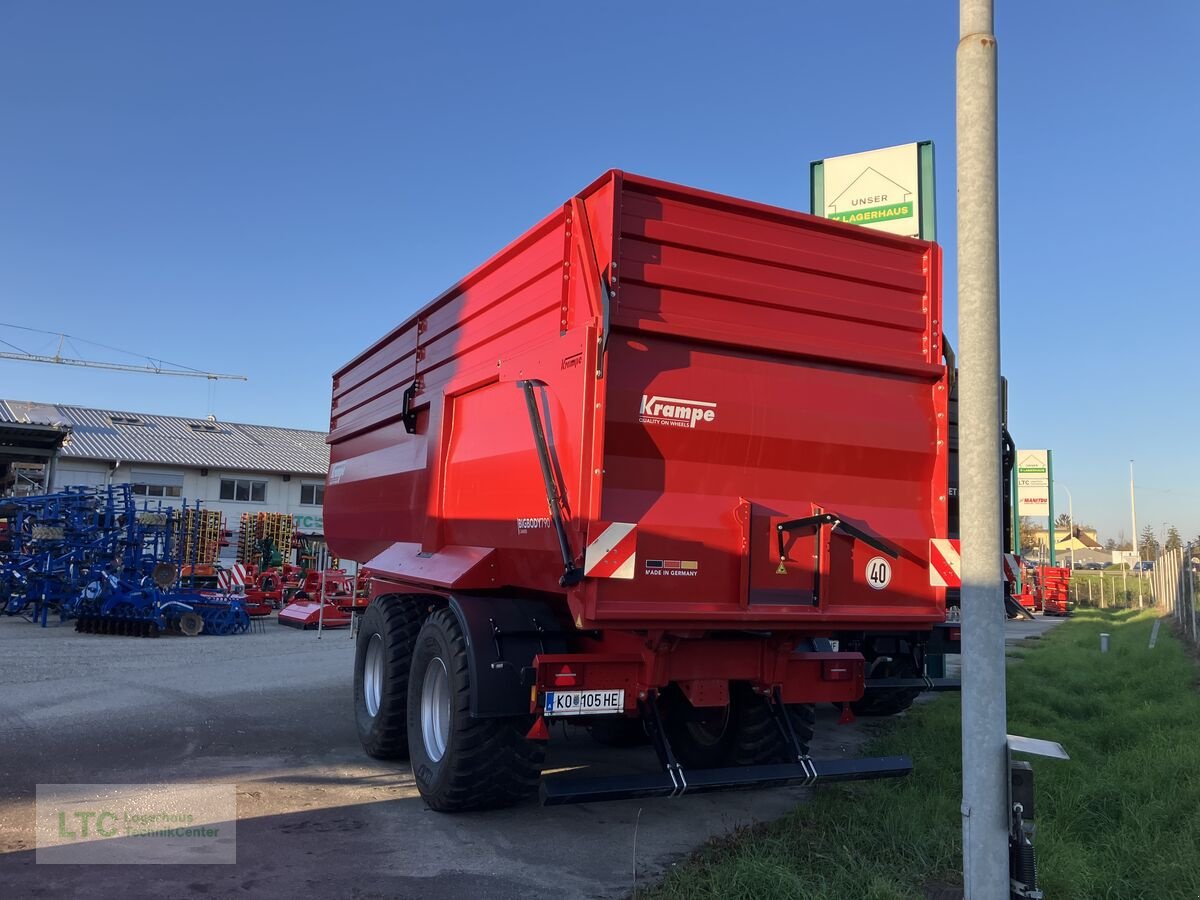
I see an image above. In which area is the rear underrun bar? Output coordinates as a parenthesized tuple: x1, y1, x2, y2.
(540, 755, 914, 806)
(867, 676, 962, 692)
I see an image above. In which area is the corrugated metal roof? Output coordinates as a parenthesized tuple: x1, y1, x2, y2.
(0, 399, 329, 475)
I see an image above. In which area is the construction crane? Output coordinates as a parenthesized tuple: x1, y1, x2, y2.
(0, 323, 246, 381)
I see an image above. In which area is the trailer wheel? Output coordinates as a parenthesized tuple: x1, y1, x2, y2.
(660, 684, 813, 769)
(354, 598, 425, 759)
(407, 608, 544, 811)
(732, 696, 815, 766)
(851, 655, 920, 717)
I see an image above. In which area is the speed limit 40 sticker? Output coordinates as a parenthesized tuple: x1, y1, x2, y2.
(865, 556, 893, 590)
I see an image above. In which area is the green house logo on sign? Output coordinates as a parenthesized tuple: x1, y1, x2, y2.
(826, 168, 914, 225)
(811, 142, 935, 240)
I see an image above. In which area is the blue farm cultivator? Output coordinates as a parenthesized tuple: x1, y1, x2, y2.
(0, 484, 249, 636)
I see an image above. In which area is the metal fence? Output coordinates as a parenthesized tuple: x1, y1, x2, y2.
(1065, 570, 1152, 609)
(1152, 545, 1198, 645)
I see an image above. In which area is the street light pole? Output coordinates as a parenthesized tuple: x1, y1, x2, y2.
(1130, 460, 1142, 606)
(1057, 483, 1074, 569)
(956, 1, 1008, 896)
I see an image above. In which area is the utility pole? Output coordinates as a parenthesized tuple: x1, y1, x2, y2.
(957, 1, 1008, 896)
(1130, 460, 1142, 606)
(1058, 483, 1074, 570)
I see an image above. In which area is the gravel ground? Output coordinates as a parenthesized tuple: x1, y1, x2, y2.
(0, 612, 1059, 898)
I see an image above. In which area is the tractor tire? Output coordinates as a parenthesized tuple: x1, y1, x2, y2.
(587, 717, 651, 748)
(407, 608, 544, 811)
(354, 597, 426, 760)
(659, 683, 814, 769)
(851, 655, 921, 717)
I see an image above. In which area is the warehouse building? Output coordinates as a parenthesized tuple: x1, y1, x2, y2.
(0, 400, 330, 537)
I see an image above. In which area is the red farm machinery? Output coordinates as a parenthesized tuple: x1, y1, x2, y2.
(277, 569, 361, 628)
(1031, 565, 1074, 617)
(326, 171, 974, 811)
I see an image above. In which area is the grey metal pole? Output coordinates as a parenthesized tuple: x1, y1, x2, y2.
(1060, 487, 1080, 571)
(1189, 543, 1196, 642)
(1159, 561, 1165, 614)
(1175, 550, 1180, 619)
(1176, 549, 1183, 621)
(1179, 550, 1184, 621)
(957, 2, 1008, 895)
(1130, 460, 1142, 606)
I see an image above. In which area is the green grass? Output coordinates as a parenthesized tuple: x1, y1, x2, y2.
(643, 611, 1200, 900)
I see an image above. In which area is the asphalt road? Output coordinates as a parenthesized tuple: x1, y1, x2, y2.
(0, 613, 1062, 899)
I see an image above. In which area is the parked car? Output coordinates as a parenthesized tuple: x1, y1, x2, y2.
(1132, 561, 1154, 572)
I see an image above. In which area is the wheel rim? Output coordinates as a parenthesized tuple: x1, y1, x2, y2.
(684, 706, 731, 747)
(364, 633, 384, 717)
(421, 657, 451, 762)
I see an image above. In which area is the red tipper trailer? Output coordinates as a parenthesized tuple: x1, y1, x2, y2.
(326, 171, 951, 810)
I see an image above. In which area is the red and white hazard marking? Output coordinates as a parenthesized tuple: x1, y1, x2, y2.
(216, 564, 248, 592)
(584, 522, 637, 580)
(929, 539, 961, 587)
(929, 540, 1020, 587)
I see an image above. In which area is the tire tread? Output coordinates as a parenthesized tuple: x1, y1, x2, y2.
(356, 598, 426, 760)
(413, 608, 544, 811)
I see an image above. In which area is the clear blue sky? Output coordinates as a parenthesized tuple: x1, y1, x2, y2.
(1, 2, 1196, 543)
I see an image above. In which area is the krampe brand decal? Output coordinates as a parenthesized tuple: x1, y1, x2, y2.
(639, 395, 717, 429)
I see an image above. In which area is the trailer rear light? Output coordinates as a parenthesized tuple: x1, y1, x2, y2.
(553, 666, 578, 687)
(821, 661, 853, 682)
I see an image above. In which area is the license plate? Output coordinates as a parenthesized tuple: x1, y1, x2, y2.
(543, 689, 624, 717)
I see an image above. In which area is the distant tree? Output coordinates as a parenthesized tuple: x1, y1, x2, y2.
(1165, 526, 1182, 553)
(1139, 525, 1161, 561)
(1104, 538, 1117, 552)
(1019, 517, 1040, 555)
(1055, 513, 1072, 528)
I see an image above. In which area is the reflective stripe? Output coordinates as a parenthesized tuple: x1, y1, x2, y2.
(584, 523, 637, 579)
(929, 538, 961, 588)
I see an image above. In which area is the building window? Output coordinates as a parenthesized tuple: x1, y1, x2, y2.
(129, 470, 184, 499)
(132, 483, 182, 498)
(300, 483, 325, 506)
(220, 478, 267, 503)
